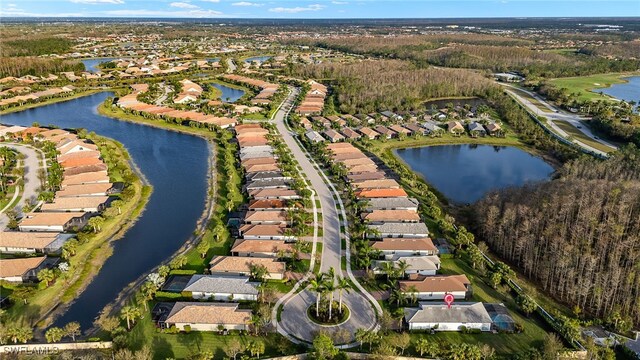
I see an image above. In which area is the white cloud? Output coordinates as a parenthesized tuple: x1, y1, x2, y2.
(232, 1, 263, 6)
(268, 3, 324, 13)
(103, 8, 223, 17)
(69, 0, 124, 4)
(332, 1, 348, 4)
(200, 0, 220, 2)
(170, 2, 199, 9)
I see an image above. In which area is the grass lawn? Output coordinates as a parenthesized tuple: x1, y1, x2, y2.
(127, 310, 302, 360)
(509, 87, 553, 113)
(552, 120, 616, 153)
(548, 72, 640, 102)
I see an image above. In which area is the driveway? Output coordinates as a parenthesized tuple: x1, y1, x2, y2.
(501, 84, 618, 156)
(0, 144, 46, 229)
(273, 88, 377, 345)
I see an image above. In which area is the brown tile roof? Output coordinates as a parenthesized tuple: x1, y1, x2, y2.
(347, 171, 387, 182)
(244, 210, 287, 223)
(240, 224, 287, 236)
(356, 188, 408, 198)
(241, 157, 277, 167)
(58, 150, 101, 163)
(165, 302, 251, 326)
(0, 232, 59, 250)
(248, 199, 287, 210)
(250, 188, 297, 198)
(327, 143, 356, 150)
(347, 164, 380, 174)
(362, 210, 420, 222)
(371, 237, 437, 252)
(63, 163, 108, 177)
(245, 163, 280, 173)
(353, 179, 401, 189)
(231, 239, 292, 253)
(0, 257, 46, 278)
(209, 256, 285, 274)
(332, 152, 368, 161)
(20, 212, 86, 227)
(62, 171, 110, 186)
(41, 196, 109, 211)
(341, 158, 376, 167)
(56, 183, 112, 197)
(60, 156, 104, 169)
(400, 274, 470, 293)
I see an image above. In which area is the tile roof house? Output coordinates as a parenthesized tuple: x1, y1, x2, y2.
(371, 238, 439, 259)
(361, 210, 421, 223)
(348, 171, 387, 182)
(179, 275, 260, 301)
(365, 197, 419, 211)
(341, 128, 362, 140)
(367, 222, 430, 239)
(56, 183, 113, 197)
(358, 127, 380, 140)
(400, 274, 471, 300)
(40, 196, 109, 213)
(243, 210, 289, 225)
(356, 188, 408, 199)
(448, 121, 465, 135)
(468, 122, 487, 137)
(0, 256, 48, 283)
(247, 199, 290, 211)
(323, 130, 345, 143)
(161, 302, 252, 331)
(373, 255, 441, 276)
(353, 179, 401, 189)
(0, 232, 74, 254)
(230, 239, 292, 258)
(305, 130, 324, 143)
(209, 256, 286, 280)
(239, 224, 295, 241)
(404, 302, 492, 332)
(19, 212, 89, 232)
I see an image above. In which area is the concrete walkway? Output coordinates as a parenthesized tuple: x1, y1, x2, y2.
(0, 143, 46, 230)
(501, 84, 618, 156)
(272, 88, 378, 345)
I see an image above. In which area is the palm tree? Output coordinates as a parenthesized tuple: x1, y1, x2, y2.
(37, 268, 56, 287)
(324, 276, 336, 320)
(121, 305, 140, 330)
(396, 259, 411, 279)
(63, 322, 81, 341)
(111, 199, 124, 215)
(380, 261, 396, 281)
(87, 216, 104, 233)
(336, 277, 351, 313)
(389, 288, 407, 307)
(309, 273, 326, 318)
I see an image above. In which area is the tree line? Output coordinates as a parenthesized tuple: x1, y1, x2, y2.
(474, 146, 640, 329)
(0, 57, 84, 77)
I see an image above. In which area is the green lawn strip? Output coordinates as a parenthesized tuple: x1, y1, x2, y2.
(548, 72, 639, 102)
(552, 120, 615, 153)
(0, 89, 103, 115)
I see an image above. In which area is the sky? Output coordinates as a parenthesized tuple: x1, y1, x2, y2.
(0, 0, 638, 18)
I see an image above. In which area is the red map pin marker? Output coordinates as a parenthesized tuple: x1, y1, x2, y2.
(444, 293, 454, 309)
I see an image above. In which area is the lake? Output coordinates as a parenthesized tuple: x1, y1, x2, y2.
(211, 83, 245, 103)
(395, 144, 554, 204)
(244, 55, 271, 63)
(0, 93, 210, 330)
(599, 76, 640, 110)
(81, 58, 117, 73)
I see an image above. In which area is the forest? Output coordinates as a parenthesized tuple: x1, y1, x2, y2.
(0, 57, 84, 77)
(474, 146, 640, 329)
(0, 37, 75, 57)
(299, 35, 640, 79)
(288, 59, 494, 113)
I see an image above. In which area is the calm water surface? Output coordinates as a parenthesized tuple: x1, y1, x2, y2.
(599, 76, 640, 110)
(211, 83, 245, 103)
(81, 58, 117, 73)
(0, 93, 210, 330)
(244, 56, 271, 63)
(395, 144, 554, 204)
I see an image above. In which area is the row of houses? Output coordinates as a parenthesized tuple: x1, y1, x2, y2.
(222, 74, 279, 106)
(0, 126, 115, 283)
(153, 123, 301, 332)
(295, 80, 327, 116)
(117, 84, 237, 129)
(0, 85, 76, 107)
(173, 79, 204, 104)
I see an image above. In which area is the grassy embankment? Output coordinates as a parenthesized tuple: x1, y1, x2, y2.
(0, 89, 103, 115)
(551, 120, 616, 153)
(548, 72, 640, 102)
(1, 135, 151, 329)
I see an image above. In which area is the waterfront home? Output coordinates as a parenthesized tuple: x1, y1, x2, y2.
(367, 222, 429, 238)
(373, 255, 441, 276)
(389, 124, 411, 136)
(240, 145, 273, 155)
(63, 163, 108, 177)
(243, 210, 289, 225)
(331, 152, 368, 161)
(348, 164, 381, 174)
(247, 199, 290, 211)
(0, 232, 74, 255)
(341, 128, 362, 140)
(238, 136, 270, 147)
(56, 183, 113, 197)
(239, 151, 275, 162)
(358, 127, 380, 140)
(485, 122, 503, 136)
(371, 237, 439, 259)
(400, 274, 471, 300)
(448, 121, 465, 136)
(241, 157, 277, 168)
(245, 171, 289, 182)
(173, 93, 198, 104)
(61, 171, 110, 187)
(239, 224, 295, 241)
(365, 197, 419, 211)
(348, 171, 387, 182)
(245, 178, 290, 191)
(468, 122, 487, 137)
(341, 157, 377, 168)
(159, 302, 252, 331)
(361, 209, 421, 223)
(0, 256, 49, 283)
(165, 274, 259, 301)
(58, 150, 101, 163)
(353, 179, 401, 189)
(57, 140, 98, 155)
(404, 302, 492, 332)
(19, 212, 88, 232)
(209, 256, 286, 280)
(374, 125, 396, 139)
(40, 196, 109, 213)
(250, 188, 299, 200)
(230, 239, 292, 258)
(403, 123, 424, 136)
(356, 188, 408, 199)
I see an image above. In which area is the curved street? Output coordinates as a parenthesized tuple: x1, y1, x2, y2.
(272, 88, 378, 345)
(0, 143, 46, 230)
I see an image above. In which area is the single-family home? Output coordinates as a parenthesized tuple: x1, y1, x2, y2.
(305, 130, 324, 143)
(404, 302, 492, 331)
(243, 210, 289, 225)
(323, 130, 345, 143)
(356, 188, 408, 199)
(361, 210, 421, 223)
(166, 275, 259, 301)
(485, 122, 503, 136)
(367, 222, 430, 239)
(209, 256, 286, 280)
(0, 256, 49, 283)
(19, 212, 89, 232)
(468, 122, 486, 137)
(374, 125, 396, 139)
(371, 237, 439, 259)
(358, 127, 380, 140)
(365, 197, 419, 211)
(239, 224, 295, 241)
(422, 121, 445, 136)
(56, 183, 113, 197)
(230, 239, 292, 258)
(40, 196, 109, 213)
(348, 171, 387, 182)
(158, 302, 252, 331)
(400, 274, 470, 300)
(373, 255, 441, 276)
(448, 121, 465, 136)
(341, 128, 362, 141)
(0, 232, 74, 254)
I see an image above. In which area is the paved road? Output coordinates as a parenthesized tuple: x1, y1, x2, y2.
(226, 59, 236, 73)
(273, 88, 377, 344)
(0, 144, 45, 229)
(501, 84, 617, 156)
